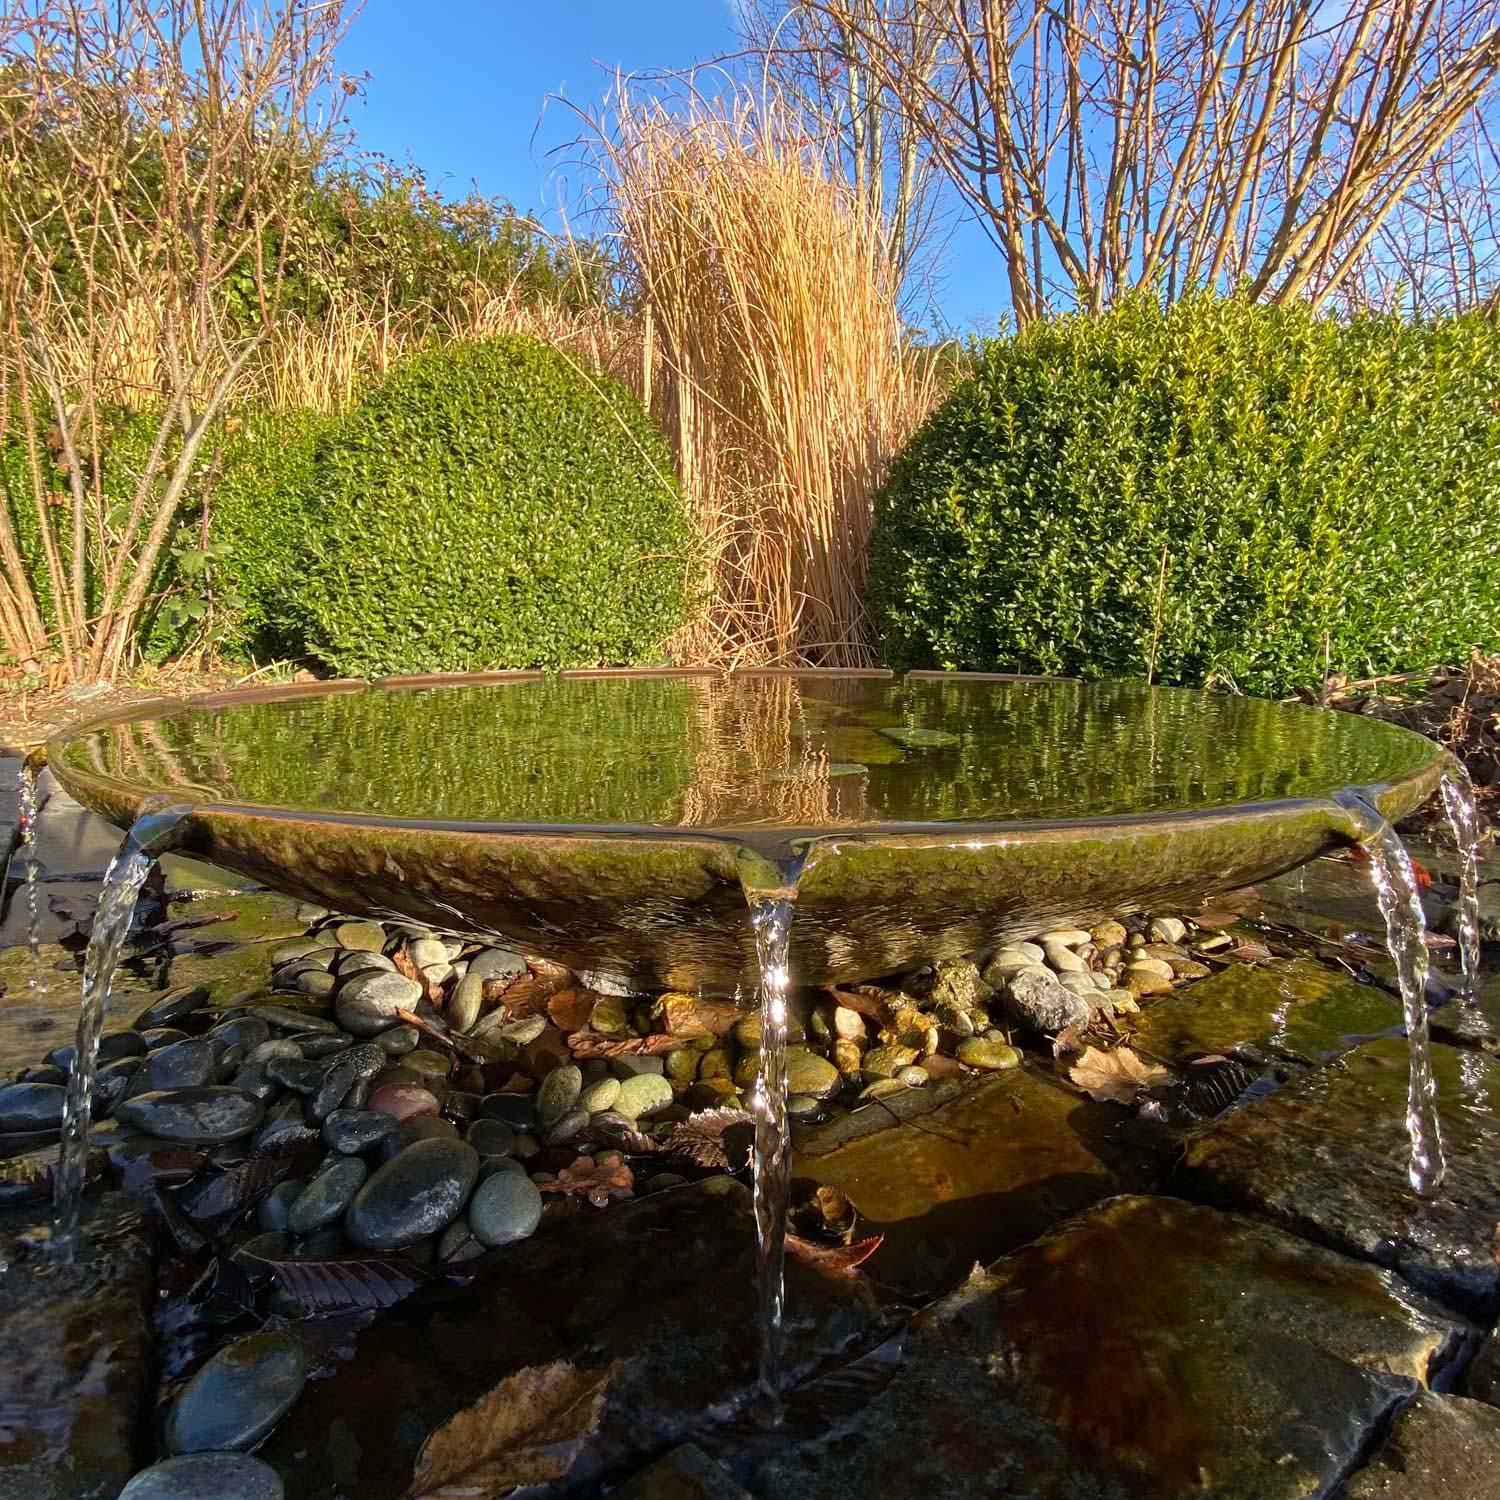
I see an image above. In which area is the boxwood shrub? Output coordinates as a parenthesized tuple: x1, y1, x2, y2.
(868, 295, 1500, 697)
(296, 336, 690, 676)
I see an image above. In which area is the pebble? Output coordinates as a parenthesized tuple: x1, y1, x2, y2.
(0, 1081, 66, 1131)
(367, 1083, 441, 1122)
(252, 1005, 340, 1035)
(467, 946, 526, 982)
(403, 1050, 452, 1081)
(131, 988, 211, 1030)
(861, 1045, 918, 1081)
(382, 1117, 459, 1158)
(271, 937, 324, 964)
(248, 1039, 304, 1065)
(335, 971, 423, 1036)
(255, 1097, 315, 1151)
(579, 1077, 621, 1114)
(115, 1087, 265, 1144)
(263, 1055, 325, 1093)
(345, 1137, 479, 1250)
(1090, 919, 1129, 948)
(1038, 927, 1092, 947)
(1001, 968, 1091, 1034)
(616, 1073, 674, 1119)
(480, 1093, 537, 1131)
(295, 902, 329, 924)
(609, 1054, 666, 1079)
(119, 1453, 284, 1500)
(92, 1056, 142, 1113)
(140, 1028, 191, 1050)
(1040, 940, 1087, 974)
(323, 1108, 399, 1155)
(536, 1064, 583, 1126)
(896, 1065, 930, 1087)
(165, 1329, 307, 1453)
(333, 920, 387, 952)
(45, 1030, 146, 1071)
(465, 1118, 516, 1158)
(378, 1025, 421, 1055)
(1149, 916, 1188, 944)
(786, 1047, 840, 1099)
(447, 974, 484, 1033)
(1125, 966, 1174, 997)
(335, 951, 395, 977)
(298, 1033, 352, 1060)
(437, 1215, 487, 1265)
(468, 1170, 543, 1247)
(287, 1158, 368, 1234)
(257, 1179, 306, 1233)
(544, 1106, 589, 1145)
(957, 1037, 1023, 1071)
(309, 1042, 386, 1121)
(1128, 956, 1176, 981)
(295, 970, 337, 998)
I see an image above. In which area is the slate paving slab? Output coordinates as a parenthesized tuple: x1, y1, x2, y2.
(0, 1191, 156, 1500)
(260, 1177, 884, 1500)
(1130, 958, 1400, 1065)
(1343, 1391, 1500, 1499)
(753, 1195, 1466, 1500)
(792, 1068, 1154, 1296)
(1178, 1035, 1500, 1314)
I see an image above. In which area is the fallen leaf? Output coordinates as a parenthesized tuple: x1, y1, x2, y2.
(406, 1359, 616, 1499)
(662, 1106, 753, 1170)
(824, 985, 895, 1025)
(536, 1154, 634, 1207)
(255, 1255, 428, 1317)
(393, 945, 422, 983)
(1066, 1045, 1170, 1105)
(566, 1032, 677, 1059)
(786, 1233, 884, 1275)
(546, 987, 597, 1032)
(1222, 939, 1273, 964)
(1051, 1025, 1086, 1058)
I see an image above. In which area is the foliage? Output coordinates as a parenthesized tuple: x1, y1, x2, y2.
(868, 295, 1500, 696)
(204, 409, 335, 661)
(297, 336, 690, 675)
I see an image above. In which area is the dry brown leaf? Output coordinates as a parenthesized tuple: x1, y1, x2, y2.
(406, 1358, 616, 1499)
(824, 985, 895, 1025)
(1066, 1045, 1170, 1105)
(545, 988, 598, 1033)
(393, 945, 421, 982)
(786, 1232, 884, 1275)
(536, 1154, 634, 1207)
(566, 1032, 677, 1059)
(662, 1105, 752, 1170)
(1051, 1025, 1086, 1058)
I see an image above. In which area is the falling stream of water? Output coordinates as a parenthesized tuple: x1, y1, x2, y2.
(52, 806, 187, 1256)
(17, 760, 45, 990)
(1337, 791, 1445, 1195)
(1440, 764, 1484, 998)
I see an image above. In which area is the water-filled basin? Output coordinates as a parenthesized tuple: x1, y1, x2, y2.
(46, 670, 1447, 992)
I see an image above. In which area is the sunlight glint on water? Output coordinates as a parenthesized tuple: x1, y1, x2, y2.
(747, 894, 795, 1417)
(53, 807, 188, 1256)
(1337, 792, 1446, 1195)
(18, 762, 44, 991)
(1440, 764, 1483, 999)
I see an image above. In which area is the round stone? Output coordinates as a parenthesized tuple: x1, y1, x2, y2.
(480, 1092, 537, 1130)
(468, 1170, 543, 1247)
(957, 1037, 1023, 1071)
(615, 1073, 674, 1119)
(287, 1157, 368, 1234)
(544, 1106, 589, 1145)
(115, 1087, 265, 1145)
(120, 1454, 284, 1500)
(579, 1077, 620, 1114)
(165, 1329, 307, 1453)
(333, 920, 387, 952)
(0, 1081, 66, 1132)
(336, 950, 395, 977)
(344, 1138, 480, 1250)
(447, 974, 484, 1033)
(335, 971, 423, 1037)
(409, 937, 448, 968)
(323, 1108, 399, 1155)
(257, 1179, 305, 1233)
(464, 1118, 516, 1158)
(45, 1030, 146, 1072)
(248, 1039, 304, 1065)
(467, 946, 526, 982)
(382, 1116, 460, 1159)
(367, 1083, 440, 1122)
(786, 1047, 840, 1099)
(403, 1050, 452, 1081)
(378, 1025, 420, 1055)
(536, 1064, 583, 1126)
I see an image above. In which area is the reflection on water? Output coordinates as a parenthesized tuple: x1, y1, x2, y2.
(53, 676, 1437, 832)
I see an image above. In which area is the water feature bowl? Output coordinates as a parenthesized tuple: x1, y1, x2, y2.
(45, 669, 1447, 994)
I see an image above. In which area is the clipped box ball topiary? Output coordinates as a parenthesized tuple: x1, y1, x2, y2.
(868, 295, 1500, 698)
(298, 336, 690, 676)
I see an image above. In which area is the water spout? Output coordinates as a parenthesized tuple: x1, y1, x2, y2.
(1337, 791, 1445, 1195)
(17, 751, 48, 991)
(53, 803, 190, 1256)
(1440, 762, 1483, 999)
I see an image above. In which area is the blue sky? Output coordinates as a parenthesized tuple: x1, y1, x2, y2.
(339, 0, 1002, 334)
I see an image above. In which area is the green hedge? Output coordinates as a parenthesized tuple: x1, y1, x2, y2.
(868, 296, 1500, 697)
(294, 335, 690, 676)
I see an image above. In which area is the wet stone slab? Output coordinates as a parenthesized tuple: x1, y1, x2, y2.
(753, 1195, 1466, 1500)
(0, 1192, 156, 1500)
(1130, 958, 1400, 1065)
(792, 1068, 1153, 1296)
(1178, 1036, 1500, 1314)
(1343, 1392, 1500, 1499)
(260, 1177, 883, 1500)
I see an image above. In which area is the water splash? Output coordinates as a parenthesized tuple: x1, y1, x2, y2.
(17, 757, 46, 990)
(1337, 791, 1445, 1195)
(1440, 763, 1483, 999)
(743, 883, 797, 1419)
(53, 805, 188, 1256)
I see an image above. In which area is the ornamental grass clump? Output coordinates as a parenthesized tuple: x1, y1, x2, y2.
(868, 295, 1500, 698)
(296, 336, 690, 676)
